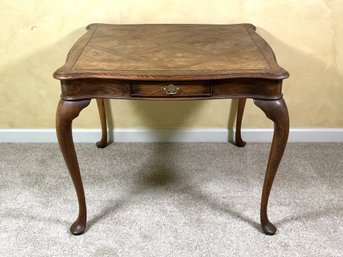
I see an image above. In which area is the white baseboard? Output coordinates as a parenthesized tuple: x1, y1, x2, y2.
(0, 128, 342, 143)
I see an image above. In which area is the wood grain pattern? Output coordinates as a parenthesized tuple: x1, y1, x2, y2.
(60, 79, 131, 100)
(53, 23, 289, 81)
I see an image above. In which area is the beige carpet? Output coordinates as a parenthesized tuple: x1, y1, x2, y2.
(0, 142, 342, 256)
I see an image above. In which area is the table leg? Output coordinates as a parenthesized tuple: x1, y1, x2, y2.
(253, 98, 289, 235)
(235, 98, 246, 147)
(96, 99, 108, 148)
(56, 99, 91, 235)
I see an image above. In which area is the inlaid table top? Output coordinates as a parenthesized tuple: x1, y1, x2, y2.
(53, 23, 288, 81)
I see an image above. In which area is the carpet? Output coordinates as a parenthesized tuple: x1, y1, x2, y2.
(0, 143, 342, 256)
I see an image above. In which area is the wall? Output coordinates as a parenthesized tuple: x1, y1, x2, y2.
(1, 0, 342, 129)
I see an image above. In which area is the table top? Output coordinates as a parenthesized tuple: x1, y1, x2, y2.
(53, 23, 288, 81)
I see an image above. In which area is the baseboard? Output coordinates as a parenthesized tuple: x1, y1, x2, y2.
(0, 128, 342, 143)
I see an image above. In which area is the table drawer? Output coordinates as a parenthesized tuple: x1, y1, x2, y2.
(131, 82, 212, 97)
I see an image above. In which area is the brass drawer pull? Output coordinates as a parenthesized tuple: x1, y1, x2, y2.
(161, 84, 179, 95)
(131, 82, 212, 97)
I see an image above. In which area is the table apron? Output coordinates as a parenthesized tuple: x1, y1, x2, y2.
(60, 79, 283, 101)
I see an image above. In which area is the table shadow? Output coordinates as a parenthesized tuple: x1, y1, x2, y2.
(87, 142, 260, 233)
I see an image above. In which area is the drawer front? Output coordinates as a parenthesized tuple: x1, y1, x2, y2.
(131, 82, 212, 97)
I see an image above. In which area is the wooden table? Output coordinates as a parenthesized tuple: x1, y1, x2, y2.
(53, 24, 289, 236)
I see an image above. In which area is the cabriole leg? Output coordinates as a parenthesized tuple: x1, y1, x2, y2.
(254, 98, 289, 235)
(56, 99, 91, 235)
(235, 98, 247, 147)
(96, 98, 108, 148)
